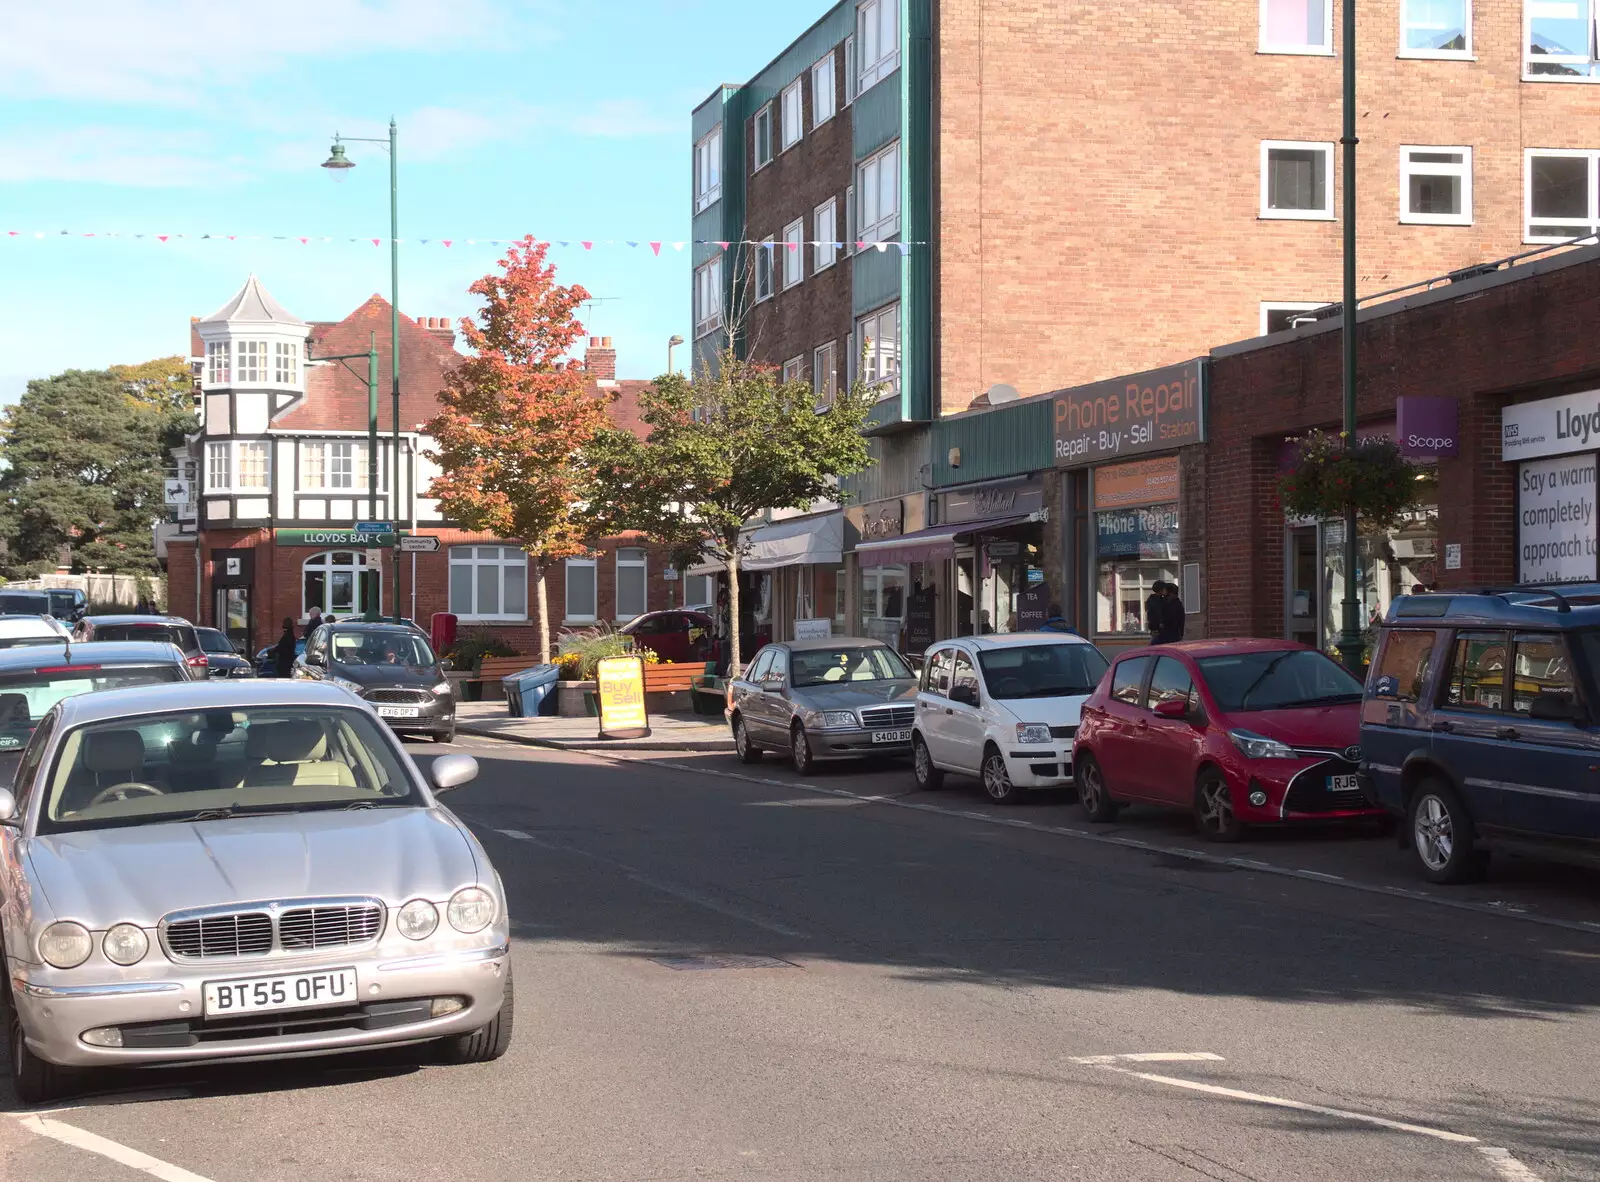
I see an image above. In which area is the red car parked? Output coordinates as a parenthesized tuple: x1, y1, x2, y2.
(1072, 639, 1386, 841)
(620, 610, 715, 664)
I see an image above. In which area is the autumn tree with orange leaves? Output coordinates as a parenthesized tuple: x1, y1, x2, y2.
(425, 238, 608, 664)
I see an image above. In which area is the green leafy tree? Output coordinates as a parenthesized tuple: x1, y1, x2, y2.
(583, 352, 874, 676)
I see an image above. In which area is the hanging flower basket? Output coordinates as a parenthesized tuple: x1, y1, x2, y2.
(1278, 429, 1426, 531)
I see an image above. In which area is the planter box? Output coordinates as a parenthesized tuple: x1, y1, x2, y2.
(558, 680, 597, 718)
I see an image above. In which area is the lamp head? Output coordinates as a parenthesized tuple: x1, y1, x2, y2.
(321, 142, 355, 183)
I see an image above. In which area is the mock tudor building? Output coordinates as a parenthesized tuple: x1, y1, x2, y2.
(164, 276, 698, 657)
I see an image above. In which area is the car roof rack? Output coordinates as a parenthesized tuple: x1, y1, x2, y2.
(1474, 585, 1575, 614)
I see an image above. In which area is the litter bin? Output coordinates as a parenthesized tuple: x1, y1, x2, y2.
(504, 664, 560, 718)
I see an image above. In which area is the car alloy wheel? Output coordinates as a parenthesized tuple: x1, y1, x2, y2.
(1077, 754, 1118, 822)
(982, 750, 1019, 805)
(1414, 794, 1453, 871)
(913, 734, 944, 791)
(1408, 780, 1486, 884)
(791, 724, 815, 776)
(1194, 771, 1243, 842)
(734, 717, 763, 764)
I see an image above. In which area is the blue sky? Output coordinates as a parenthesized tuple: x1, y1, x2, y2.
(0, 0, 810, 403)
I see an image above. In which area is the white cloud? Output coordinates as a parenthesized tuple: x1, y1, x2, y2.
(569, 99, 684, 139)
(0, 127, 234, 187)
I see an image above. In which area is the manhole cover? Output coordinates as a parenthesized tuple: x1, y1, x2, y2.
(651, 954, 795, 971)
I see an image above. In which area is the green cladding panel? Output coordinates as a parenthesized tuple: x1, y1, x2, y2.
(851, 67, 902, 160)
(930, 397, 1057, 488)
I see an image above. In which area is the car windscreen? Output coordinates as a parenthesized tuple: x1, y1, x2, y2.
(46, 591, 78, 612)
(0, 664, 185, 752)
(197, 630, 235, 654)
(977, 644, 1110, 700)
(790, 646, 912, 687)
(1196, 649, 1364, 712)
(38, 706, 417, 834)
(329, 631, 437, 668)
(0, 594, 51, 615)
(92, 623, 195, 650)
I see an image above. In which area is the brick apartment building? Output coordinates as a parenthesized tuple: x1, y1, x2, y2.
(164, 276, 700, 658)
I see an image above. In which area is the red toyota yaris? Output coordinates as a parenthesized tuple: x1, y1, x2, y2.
(1071, 638, 1387, 841)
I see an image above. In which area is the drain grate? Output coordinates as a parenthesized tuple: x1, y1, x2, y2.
(651, 954, 795, 972)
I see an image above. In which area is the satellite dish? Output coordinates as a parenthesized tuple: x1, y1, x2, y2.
(986, 383, 1020, 405)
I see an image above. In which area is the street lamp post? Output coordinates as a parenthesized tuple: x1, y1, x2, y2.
(1335, 1, 1363, 675)
(304, 335, 382, 620)
(667, 334, 685, 375)
(323, 120, 406, 623)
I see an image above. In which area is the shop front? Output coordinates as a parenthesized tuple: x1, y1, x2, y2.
(687, 511, 847, 652)
(1503, 386, 1600, 584)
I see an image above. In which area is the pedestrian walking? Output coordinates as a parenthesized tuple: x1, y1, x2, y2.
(304, 606, 322, 637)
(273, 617, 298, 678)
(1039, 603, 1079, 636)
(1145, 582, 1168, 644)
(1158, 581, 1186, 644)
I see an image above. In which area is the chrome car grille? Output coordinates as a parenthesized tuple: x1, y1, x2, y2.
(860, 705, 915, 729)
(364, 689, 433, 705)
(161, 898, 386, 961)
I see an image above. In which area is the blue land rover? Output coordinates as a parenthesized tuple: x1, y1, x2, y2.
(1361, 586, 1600, 883)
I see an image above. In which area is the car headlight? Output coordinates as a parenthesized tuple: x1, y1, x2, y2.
(1229, 729, 1297, 759)
(39, 921, 92, 968)
(813, 710, 859, 730)
(432, 680, 452, 695)
(102, 922, 149, 966)
(1015, 723, 1052, 745)
(396, 899, 439, 940)
(447, 887, 495, 933)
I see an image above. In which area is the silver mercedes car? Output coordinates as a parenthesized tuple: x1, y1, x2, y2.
(0, 680, 512, 1104)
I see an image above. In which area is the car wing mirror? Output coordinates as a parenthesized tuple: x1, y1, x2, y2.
(306, 651, 326, 667)
(438, 657, 454, 672)
(0, 787, 17, 823)
(430, 754, 479, 794)
(1153, 699, 1190, 719)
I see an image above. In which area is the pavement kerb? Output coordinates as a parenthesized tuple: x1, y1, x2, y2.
(455, 722, 733, 754)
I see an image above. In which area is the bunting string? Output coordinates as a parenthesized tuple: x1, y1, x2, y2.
(1, 230, 925, 255)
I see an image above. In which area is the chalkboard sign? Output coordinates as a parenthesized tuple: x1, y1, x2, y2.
(906, 585, 937, 653)
(1017, 584, 1051, 631)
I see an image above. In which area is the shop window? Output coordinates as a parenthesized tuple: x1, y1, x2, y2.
(1260, 0, 1331, 52)
(755, 239, 775, 302)
(235, 340, 269, 384)
(1402, 0, 1471, 56)
(303, 551, 380, 619)
(812, 52, 837, 125)
(1320, 506, 1438, 651)
(1525, 150, 1600, 242)
(205, 341, 230, 386)
(1095, 504, 1179, 636)
(1525, 0, 1599, 77)
(814, 198, 839, 272)
(449, 546, 528, 622)
(857, 142, 900, 243)
(1260, 302, 1327, 334)
(694, 125, 722, 213)
(813, 341, 838, 406)
(857, 0, 900, 90)
(274, 340, 299, 385)
(1401, 146, 1472, 225)
(795, 566, 816, 621)
(683, 573, 715, 610)
(859, 563, 907, 645)
(752, 104, 773, 171)
(856, 303, 900, 401)
(1261, 141, 1335, 219)
(780, 79, 803, 151)
(783, 219, 805, 287)
(1372, 630, 1437, 701)
(694, 258, 723, 338)
(565, 558, 598, 623)
(1442, 631, 1511, 712)
(616, 547, 647, 621)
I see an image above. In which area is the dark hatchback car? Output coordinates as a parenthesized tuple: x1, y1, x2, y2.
(73, 615, 208, 676)
(620, 610, 715, 664)
(196, 626, 254, 679)
(0, 590, 52, 617)
(45, 588, 87, 623)
(1362, 586, 1600, 883)
(295, 621, 456, 742)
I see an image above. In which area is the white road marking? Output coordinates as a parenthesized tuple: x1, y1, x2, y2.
(1071, 1052, 1226, 1065)
(1478, 1146, 1546, 1181)
(13, 1114, 216, 1181)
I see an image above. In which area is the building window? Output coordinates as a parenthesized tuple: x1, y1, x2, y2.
(813, 198, 839, 271)
(755, 239, 775, 302)
(565, 558, 597, 623)
(448, 546, 528, 621)
(206, 341, 230, 386)
(1401, 146, 1472, 224)
(753, 104, 773, 170)
(780, 79, 803, 151)
(1096, 505, 1180, 636)
(273, 341, 298, 385)
(616, 547, 647, 621)
(304, 551, 380, 619)
(814, 341, 838, 406)
(683, 574, 715, 610)
(782, 357, 804, 385)
(694, 258, 723, 338)
(812, 52, 837, 125)
(301, 442, 325, 489)
(301, 441, 372, 490)
(856, 303, 901, 401)
(206, 442, 230, 492)
(235, 340, 268, 384)
(844, 36, 858, 104)
(694, 126, 722, 213)
(857, 0, 900, 90)
(1526, 149, 1600, 241)
(236, 441, 268, 489)
(858, 142, 901, 242)
(1261, 141, 1335, 219)
(1401, 0, 1471, 55)
(783, 219, 805, 287)
(1260, 302, 1328, 334)
(1525, 0, 1600, 77)
(1259, 0, 1332, 53)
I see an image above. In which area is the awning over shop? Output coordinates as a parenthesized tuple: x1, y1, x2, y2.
(685, 512, 845, 576)
(855, 514, 1034, 568)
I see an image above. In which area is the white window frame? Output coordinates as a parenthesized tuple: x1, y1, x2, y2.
(235, 340, 269, 385)
(1524, 0, 1600, 80)
(302, 550, 378, 619)
(1400, 145, 1473, 225)
(812, 52, 837, 126)
(205, 341, 230, 387)
(857, 0, 900, 91)
(614, 547, 648, 622)
(206, 441, 230, 492)
(273, 340, 299, 385)
(753, 104, 774, 171)
(844, 36, 858, 104)
(694, 125, 722, 213)
(814, 198, 839, 271)
(1399, 0, 1473, 58)
(813, 340, 838, 406)
(1258, 0, 1334, 54)
(845, 183, 856, 250)
(565, 557, 598, 624)
(448, 546, 529, 623)
(1524, 148, 1600, 243)
(755, 238, 776, 302)
(235, 440, 268, 490)
(694, 258, 723, 338)
(782, 356, 804, 385)
(856, 303, 901, 402)
(783, 218, 805, 287)
(207, 439, 272, 493)
(1260, 140, 1335, 220)
(780, 79, 803, 151)
(857, 142, 901, 243)
(1259, 302, 1328, 335)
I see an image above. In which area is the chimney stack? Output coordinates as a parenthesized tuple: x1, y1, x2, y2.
(585, 335, 617, 381)
(420, 315, 457, 349)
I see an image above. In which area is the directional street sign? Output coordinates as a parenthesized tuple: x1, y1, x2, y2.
(355, 521, 393, 535)
(399, 535, 441, 554)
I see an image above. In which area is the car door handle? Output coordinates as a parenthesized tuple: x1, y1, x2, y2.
(945, 708, 953, 715)
(1432, 720, 1454, 733)
(1135, 719, 1148, 730)
(1496, 726, 1520, 741)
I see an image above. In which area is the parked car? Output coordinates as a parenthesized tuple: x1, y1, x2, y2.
(74, 615, 207, 676)
(0, 615, 72, 649)
(912, 634, 1110, 803)
(255, 637, 307, 677)
(0, 680, 511, 1103)
(0, 590, 52, 617)
(1362, 586, 1600, 883)
(1073, 639, 1383, 841)
(45, 588, 87, 623)
(729, 638, 919, 774)
(295, 621, 456, 743)
(620, 610, 715, 664)
(196, 627, 254, 679)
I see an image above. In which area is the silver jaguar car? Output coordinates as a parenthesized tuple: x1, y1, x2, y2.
(0, 680, 512, 1104)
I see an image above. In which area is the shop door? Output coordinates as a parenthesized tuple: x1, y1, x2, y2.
(214, 587, 251, 657)
(1286, 526, 1319, 649)
(954, 550, 976, 637)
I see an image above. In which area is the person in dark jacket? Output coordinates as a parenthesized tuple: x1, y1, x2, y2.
(1039, 603, 1080, 636)
(1158, 582, 1186, 644)
(273, 617, 298, 678)
(1145, 583, 1168, 643)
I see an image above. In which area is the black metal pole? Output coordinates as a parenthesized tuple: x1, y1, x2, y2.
(1336, 0, 1363, 674)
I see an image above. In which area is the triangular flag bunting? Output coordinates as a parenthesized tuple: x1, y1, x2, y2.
(300, 237, 309, 244)
(715, 241, 730, 250)
(672, 241, 687, 251)
(442, 240, 452, 248)
(896, 243, 911, 256)
(157, 235, 168, 242)
(785, 241, 798, 253)
(874, 242, 889, 253)
(5, 231, 15, 236)
(420, 239, 429, 245)
(649, 242, 661, 256)
(855, 240, 866, 251)
(372, 238, 381, 247)
(557, 240, 569, 247)
(581, 241, 593, 250)
(625, 240, 639, 248)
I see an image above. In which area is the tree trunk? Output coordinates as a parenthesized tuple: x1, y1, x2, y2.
(725, 552, 742, 679)
(534, 560, 551, 665)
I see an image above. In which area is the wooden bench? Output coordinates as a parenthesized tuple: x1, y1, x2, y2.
(690, 674, 727, 716)
(474, 655, 537, 700)
(642, 662, 705, 693)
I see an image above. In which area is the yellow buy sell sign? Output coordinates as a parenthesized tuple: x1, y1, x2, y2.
(595, 655, 651, 740)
